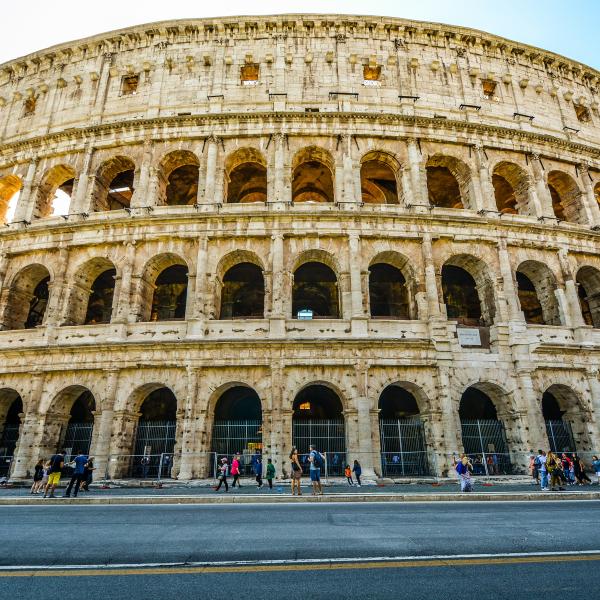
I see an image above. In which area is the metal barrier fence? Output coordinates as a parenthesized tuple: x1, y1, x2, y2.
(211, 420, 262, 474)
(380, 451, 431, 477)
(292, 420, 346, 476)
(63, 423, 94, 456)
(0, 455, 13, 478)
(545, 420, 576, 453)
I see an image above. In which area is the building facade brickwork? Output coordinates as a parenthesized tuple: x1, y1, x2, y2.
(0, 15, 599, 480)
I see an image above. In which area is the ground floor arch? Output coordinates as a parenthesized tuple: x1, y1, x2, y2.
(61, 389, 96, 457)
(0, 389, 22, 476)
(378, 383, 430, 477)
(292, 384, 345, 475)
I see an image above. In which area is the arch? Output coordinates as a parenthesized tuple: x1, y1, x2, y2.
(92, 156, 136, 212)
(542, 384, 593, 452)
(2, 264, 51, 330)
(292, 261, 339, 318)
(492, 161, 532, 215)
(547, 170, 586, 224)
(368, 259, 412, 319)
(138, 253, 189, 322)
(360, 151, 401, 204)
(219, 262, 265, 319)
(576, 265, 600, 327)
(426, 154, 472, 209)
(33, 164, 76, 219)
(441, 255, 496, 326)
(292, 146, 335, 203)
(159, 150, 200, 206)
(0, 389, 23, 473)
(64, 257, 117, 326)
(224, 148, 267, 203)
(515, 260, 561, 325)
(0, 174, 22, 224)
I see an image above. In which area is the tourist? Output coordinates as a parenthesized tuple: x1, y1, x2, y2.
(140, 455, 150, 479)
(308, 444, 325, 496)
(230, 454, 241, 488)
(561, 453, 574, 485)
(537, 450, 548, 491)
(81, 456, 95, 492)
(254, 454, 263, 489)
(529, 452, 540, 485)
(547, 451, 566, 491)
(289, 447, 302, 496)
(266, 458, 275, 490)
(215, 457, 229, 492)
(353, 459, 362, 487)
(43, 450, 66, 498)
(344, 464, 354, 486)
(592, 455, 600, 485)
(30, 459, 44, 494)
(455, 454, 473, 492)
(573, 453, 591, 485)
(64, 452, 89, 498)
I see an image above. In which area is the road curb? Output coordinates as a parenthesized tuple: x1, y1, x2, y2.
(1, 491, 599, 505)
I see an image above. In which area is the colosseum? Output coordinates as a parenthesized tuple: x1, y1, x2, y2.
(0, 14, 599, 482)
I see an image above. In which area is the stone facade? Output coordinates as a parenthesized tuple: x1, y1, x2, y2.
(0, 15, 600, 480)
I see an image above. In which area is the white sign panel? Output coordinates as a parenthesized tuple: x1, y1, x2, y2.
(297, 309, 313, 320)
(457, 328, 481, 346)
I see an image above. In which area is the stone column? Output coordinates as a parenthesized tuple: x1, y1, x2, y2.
(202, 135, 221, 205)
(90, 52, 114, 125)
(421, 233, 442, 318)
(529, 153, 555, 219)
(0, 251, 8, 296)
(113, 242, 137, 324)
(354, 362, 376, 478)
(584, 371, 600, 450)
(266, 362, 286, 478)
(187, 237, 209, 338)
(341, 134, 358, 207)
(558, 247, 585, 328)
(269, 233, 286, 338)
(107, 410, 140, 478)
(578, 162, 600, 227)
(514, 369, 548, 452)
(271, 132, 290, 208)
(434, 366, 462, 476)
(44, 246, 70, 327)
(12, 158, 38, 223)
(70, 144, 94, 214)
(348, 233, 367, 336)
(406, 138, 427, 207)
(473, 144, 497, 212)
(498, 238, 525, 322)
(130, 140, 153, 208)
(177, 367, 202, 480)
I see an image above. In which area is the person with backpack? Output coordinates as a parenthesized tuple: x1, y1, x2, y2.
(537, 450, 548, 491)
(254, 454, 263, 489)
(81, 456, 95, 492)
(308, 444, 324, 496)
(266, 458, 275, 490)
(215, 457, 229, 492)
(289, 447, 302, 496)
(547, 451, 566, 491)
(454, 454, 473, 492)
(64, 452, 89, 498)
(352, 459, 362, 487)
(43, 450, 66, 498)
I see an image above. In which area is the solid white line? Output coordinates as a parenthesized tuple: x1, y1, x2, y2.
(1, 550, 599, 571)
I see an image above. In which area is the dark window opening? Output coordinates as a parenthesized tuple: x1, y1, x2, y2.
(548, 183, 566, 221)
(293, 385, 343, 420)
(241, 63, 259, 84)
(441, 265, 482, 324)
(220, 263, 265, 319)
(69, 391, 95, 424)
(292, 161, 334, 203)
(214, 387, 262, 421)
(516, 271, 545, 324)
(575, 104, 590, 123)
(25, 276, 50, 329)
(427, 166, 464, 208)
(459, 388, 498, 420)
(140, 388, 177, 422)
(108, 170, 134, 210)
(226, 162, 267, 203)
(292, 262, 339, 318)
(369, 263, 409, 318)
(150, 265, 188, 321)
(378, 386, 420, 418)
(121, 75, 139, 96)
(542, 392, 564, 420)
(360, 160, 399, 204)
(166, 164, 199, 206)
(84, 269, 116, 325)
(492, 174, 518, 214)
(482, 79, 497, 99)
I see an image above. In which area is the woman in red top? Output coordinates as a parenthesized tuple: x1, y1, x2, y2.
(231, 454, 241, 488)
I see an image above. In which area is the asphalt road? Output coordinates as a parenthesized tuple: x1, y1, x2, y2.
(1, 501, 599, 599)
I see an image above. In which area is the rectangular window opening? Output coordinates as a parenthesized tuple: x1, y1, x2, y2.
(241, 63, 260, 86)
(482, 79, 497, 99)
(575, 104, 591, 123)
(121, 75, 139, 96)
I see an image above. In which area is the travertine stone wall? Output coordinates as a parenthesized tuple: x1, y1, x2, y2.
(0, 15, 600, 480)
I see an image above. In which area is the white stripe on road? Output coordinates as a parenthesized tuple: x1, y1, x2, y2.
(1, 549, 599, 572)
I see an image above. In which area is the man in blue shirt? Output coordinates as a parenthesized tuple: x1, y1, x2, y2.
(64, 453, 89, 498)
(308, 444, 325, 496)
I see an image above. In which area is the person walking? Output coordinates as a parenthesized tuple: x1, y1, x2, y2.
(140, 455, 150, 479)
(547, 451, 566, 491)
(81, 456, 95, 492)
(290, 447, 302, 496)
(537, 450, 549, 491)
(266, 458, 275, 490)
(215, 457, 229, 492)
(572, 454, 591, 485)
(43, 450, 66, 498)
(308, 444, 325, 496)
(352, 459, 362, 487)
(561, 453, 574, 485)
(64, 452, 89, 498)
(254, 454, 263, 489)
(30, 460, 44, 494)
(454, 454, 473, 492)
(592, 455, 600, 485)
(230, 454, 241, 488)
(529, 452, 540, 485)
(344, 464, 354, 486)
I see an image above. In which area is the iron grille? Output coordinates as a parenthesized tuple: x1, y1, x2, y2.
(292, 419, 346, 475)
(545, 420, 576, 453)
(131, 420, 176, 478)
(62, 423, 94, 457)
(379, 418, 430, 476)
(211, 420, 262, 476)
(460, 419, 513, 475)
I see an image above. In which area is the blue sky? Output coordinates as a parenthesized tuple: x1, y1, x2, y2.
(2, 1, 598, 68)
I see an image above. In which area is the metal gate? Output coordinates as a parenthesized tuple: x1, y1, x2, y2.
(62, 423, 94, 456)
(0, 424, 19, 477)
(460, 419, 512, 475)
(545, 420, 575, 453)
(292, 419, 346, 475)
(211, 420, 262, 475)
(131, 420, 176, 478)
(379, 418, 430, 476)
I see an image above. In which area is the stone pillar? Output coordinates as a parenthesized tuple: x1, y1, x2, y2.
(177, 367, 202, 480)
(70, 144, 94, 214)
(44, 246, 70, 327)
(529, 153, 555, 219)
(107, 410, 140, 478)
(266, 362, 286, 478)
(90, 52, 114, 125)
(0, 251, 8, 296)
(130, 140, 153, 208)
(584, 371, 600, 450)
(12, 158, 38, 223)
(406, 138, 427, 207)
(269, 233, 286, 338)
(348, 234, 367, 336)
(558, 247, 585, 327)
(578, 162, 600, 227)
(498, 238, 525, 322)
(434, 366, 462, 476)
(341, 134, 358, 206)
(271, 133, 290, 208)
(202, 135, 221, 205)
(113, 242, 137, 324)
(187, 237, 209, 337)
(354, 362, 376, 478)
(421, 233, 442, 318)
(473, 144, 497, 212)
(514, 369, 548, 453)
(89, 369, 119, 479)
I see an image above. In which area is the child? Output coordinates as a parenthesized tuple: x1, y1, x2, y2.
(266, 458, 275, 490)
(30, 459, 44, 494)
(344, 465, 354, 486)
(592, 456, 600, 485)
(353, 459, 362, 487)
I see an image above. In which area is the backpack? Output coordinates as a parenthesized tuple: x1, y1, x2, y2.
(312, 451, 324, 469)
(534, 456, 541, 468)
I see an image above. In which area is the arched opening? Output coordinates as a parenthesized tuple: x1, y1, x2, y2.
(63, 259, 117, 326)
(547, 170, 586, 224)
(442, 256, 496, 326)
(219, 263, 265, 319)
(459, 386, 512, 474)
(160, 151, 200, 206)
(92, 156, 135, 212)
(132, 387, 177, 478)
(576, 266, 600, 327)
(292, 262, 339, 319)
(211, 386, 262, 475)
(225, 149, 267, 203)
(150, 265, 188, 322)
(368, 263, 410, 319)
(378, 384, 429, 476)
(33, 165, 76, 219)
(426, 155, 471, 209)
(62, 390, 95, 457)
(515, 261, 561, 325)
(0, 174, 22, 224)
(0, 390, 22, 477)
(2, 264, 51, 330)
(360, 154, 400, 204)
(292, 147, 335, 203)
(292, 384, 345, 475)
(492, 162, 532, 215)
(542, 385, 592, 452)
